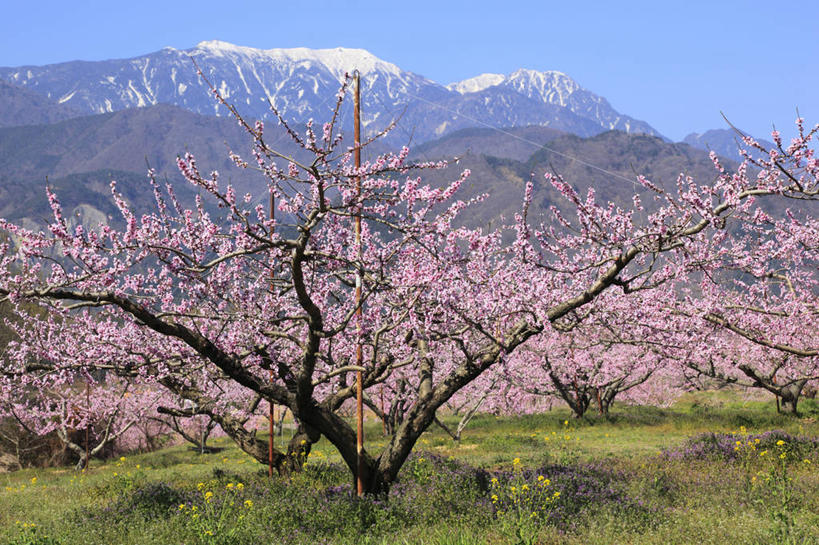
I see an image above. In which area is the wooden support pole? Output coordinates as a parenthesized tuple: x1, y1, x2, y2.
(269, 177, 276, 478)
(354, 71, 365, 496)
(85, 380, 90, 471)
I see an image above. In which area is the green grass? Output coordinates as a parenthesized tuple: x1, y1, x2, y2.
(2, 393, 818, 544)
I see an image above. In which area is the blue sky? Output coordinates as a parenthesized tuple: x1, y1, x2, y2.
(2, 0, 816, 141)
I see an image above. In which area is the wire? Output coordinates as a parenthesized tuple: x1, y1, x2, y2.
(274, 78, 646, 191)
(400, 90, 645, 189)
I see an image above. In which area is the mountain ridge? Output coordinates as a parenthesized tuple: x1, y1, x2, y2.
(0, 41, 661, 146)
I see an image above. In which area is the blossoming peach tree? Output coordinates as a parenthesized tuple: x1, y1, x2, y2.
(662, 124, 819, 413)
(0, 76, 816, 492)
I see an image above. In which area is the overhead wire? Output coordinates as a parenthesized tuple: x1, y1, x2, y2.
(265, 78, 645, 191)
(399, 90, 645, 189)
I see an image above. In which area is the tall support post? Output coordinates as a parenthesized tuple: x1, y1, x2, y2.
(268, 188, 276, 478)
(85, 379, 90, 471)
(354, 71, 365, 496)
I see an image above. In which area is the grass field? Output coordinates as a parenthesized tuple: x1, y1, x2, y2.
(2, 393, 818, 545)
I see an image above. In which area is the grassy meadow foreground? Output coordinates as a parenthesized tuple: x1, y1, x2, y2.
(2, 393, 818, 545)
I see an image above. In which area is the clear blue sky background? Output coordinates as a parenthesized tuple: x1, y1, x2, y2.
(1, 0, 816, 141)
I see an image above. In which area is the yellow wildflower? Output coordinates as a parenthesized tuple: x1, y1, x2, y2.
(776, 440, 785, 446)
(244, 499, 253, 508)
(178, 504, 186, 510)
(236, 483, 244, 490)
(204, 491, 214, 502)
(197, 482, 205, 490)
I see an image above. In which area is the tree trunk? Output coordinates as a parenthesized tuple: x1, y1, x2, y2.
(599, 388, 618, 419)
(736, 365, 806, 417)
(779, 396, 799, 415)
(778, 381, 806, 415)
(280, 423, 320, 474)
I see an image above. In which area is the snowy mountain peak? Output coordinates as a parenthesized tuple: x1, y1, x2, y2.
(447, 73, 506, 94)
(505, 69, 580, 106)
(447, 68, 580, 106)
(0, 42, 662, 145)
(192, 40, 402, 81)
(508, 68, 571, 80)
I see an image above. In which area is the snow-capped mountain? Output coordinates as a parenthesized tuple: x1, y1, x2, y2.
(0, 40, 661, 145)
(446, 69, 658, 136)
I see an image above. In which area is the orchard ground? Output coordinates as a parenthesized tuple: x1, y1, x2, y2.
(2, 391, 818, 545)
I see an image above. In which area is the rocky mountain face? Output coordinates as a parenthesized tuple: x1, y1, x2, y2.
(0, 41, 661, 146)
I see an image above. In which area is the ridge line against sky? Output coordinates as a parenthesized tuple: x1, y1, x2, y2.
(1, 0, 817, 142)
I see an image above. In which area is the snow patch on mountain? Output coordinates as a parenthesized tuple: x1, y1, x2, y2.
(194, 40, 403, 82)
(504, 69, 579, 107)
(447, 73, 505, 94)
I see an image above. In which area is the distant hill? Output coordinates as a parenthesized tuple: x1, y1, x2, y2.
(0, 103, 314, 232)
(0, 103, 311, 199)
(412, 125, 567, 163)
(413, 130, 735, 230)
(2, 169, 185, 230)
(0, 79, 81, 128)
(2, 99, 786, 239)
(682, 128, 775, 163)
